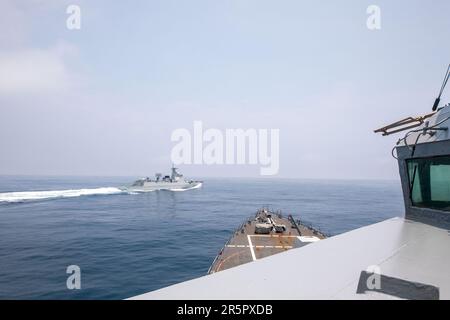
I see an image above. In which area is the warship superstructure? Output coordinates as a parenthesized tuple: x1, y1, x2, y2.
(127, 166, 202, 191)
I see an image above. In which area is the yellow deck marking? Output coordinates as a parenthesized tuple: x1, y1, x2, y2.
(225, 245, 293, 249)
(249, 234, 298, 238)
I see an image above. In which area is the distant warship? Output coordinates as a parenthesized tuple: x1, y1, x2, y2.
(127, 166, 202, 191)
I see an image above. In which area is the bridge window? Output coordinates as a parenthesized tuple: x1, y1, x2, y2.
(407, 156, 450, 211)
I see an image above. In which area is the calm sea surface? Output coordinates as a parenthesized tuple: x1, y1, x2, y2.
(0, 176, 404, 299)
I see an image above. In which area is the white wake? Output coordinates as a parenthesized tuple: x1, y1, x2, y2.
(0, 182, 203, 203)
(0, 187, 124, 203)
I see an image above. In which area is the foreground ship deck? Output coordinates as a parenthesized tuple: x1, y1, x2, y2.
(130, 217, 450, 300)
(208, 208, 326, 273)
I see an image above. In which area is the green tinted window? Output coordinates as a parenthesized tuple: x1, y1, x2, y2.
(407, 156, 450, 211)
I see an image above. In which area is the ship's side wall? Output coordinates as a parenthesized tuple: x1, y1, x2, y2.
(396, 139, 450, 229)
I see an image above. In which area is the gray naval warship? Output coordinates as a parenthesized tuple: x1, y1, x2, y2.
(127, 166, 202, 191)
(131, 65, 450, 300)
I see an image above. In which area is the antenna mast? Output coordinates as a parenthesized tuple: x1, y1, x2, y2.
(432, 63, 450, 111)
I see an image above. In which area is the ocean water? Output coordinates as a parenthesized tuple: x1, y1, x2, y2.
(0, 176, 404, 299)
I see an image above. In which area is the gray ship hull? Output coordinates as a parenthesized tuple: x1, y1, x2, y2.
(126, 181, 202, 192)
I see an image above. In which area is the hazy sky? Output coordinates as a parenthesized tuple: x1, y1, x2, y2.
(0, 0, 449, 179)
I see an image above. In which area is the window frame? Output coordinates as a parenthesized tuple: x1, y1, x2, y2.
(406, 155, 450, 212)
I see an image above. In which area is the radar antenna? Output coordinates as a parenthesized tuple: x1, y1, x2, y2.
(374, 64, 450, 136)
(432, 63, 450, 111)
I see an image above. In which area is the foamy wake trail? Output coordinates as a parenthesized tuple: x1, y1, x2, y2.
(0, 187, 124, 203)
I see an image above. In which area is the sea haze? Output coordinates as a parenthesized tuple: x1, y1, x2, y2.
(0, 176, 403, 299)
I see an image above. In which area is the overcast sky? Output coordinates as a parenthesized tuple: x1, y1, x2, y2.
(0, 0, 449, 179)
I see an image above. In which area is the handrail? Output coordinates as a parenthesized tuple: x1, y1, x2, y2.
(374, 112, 436, 136)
